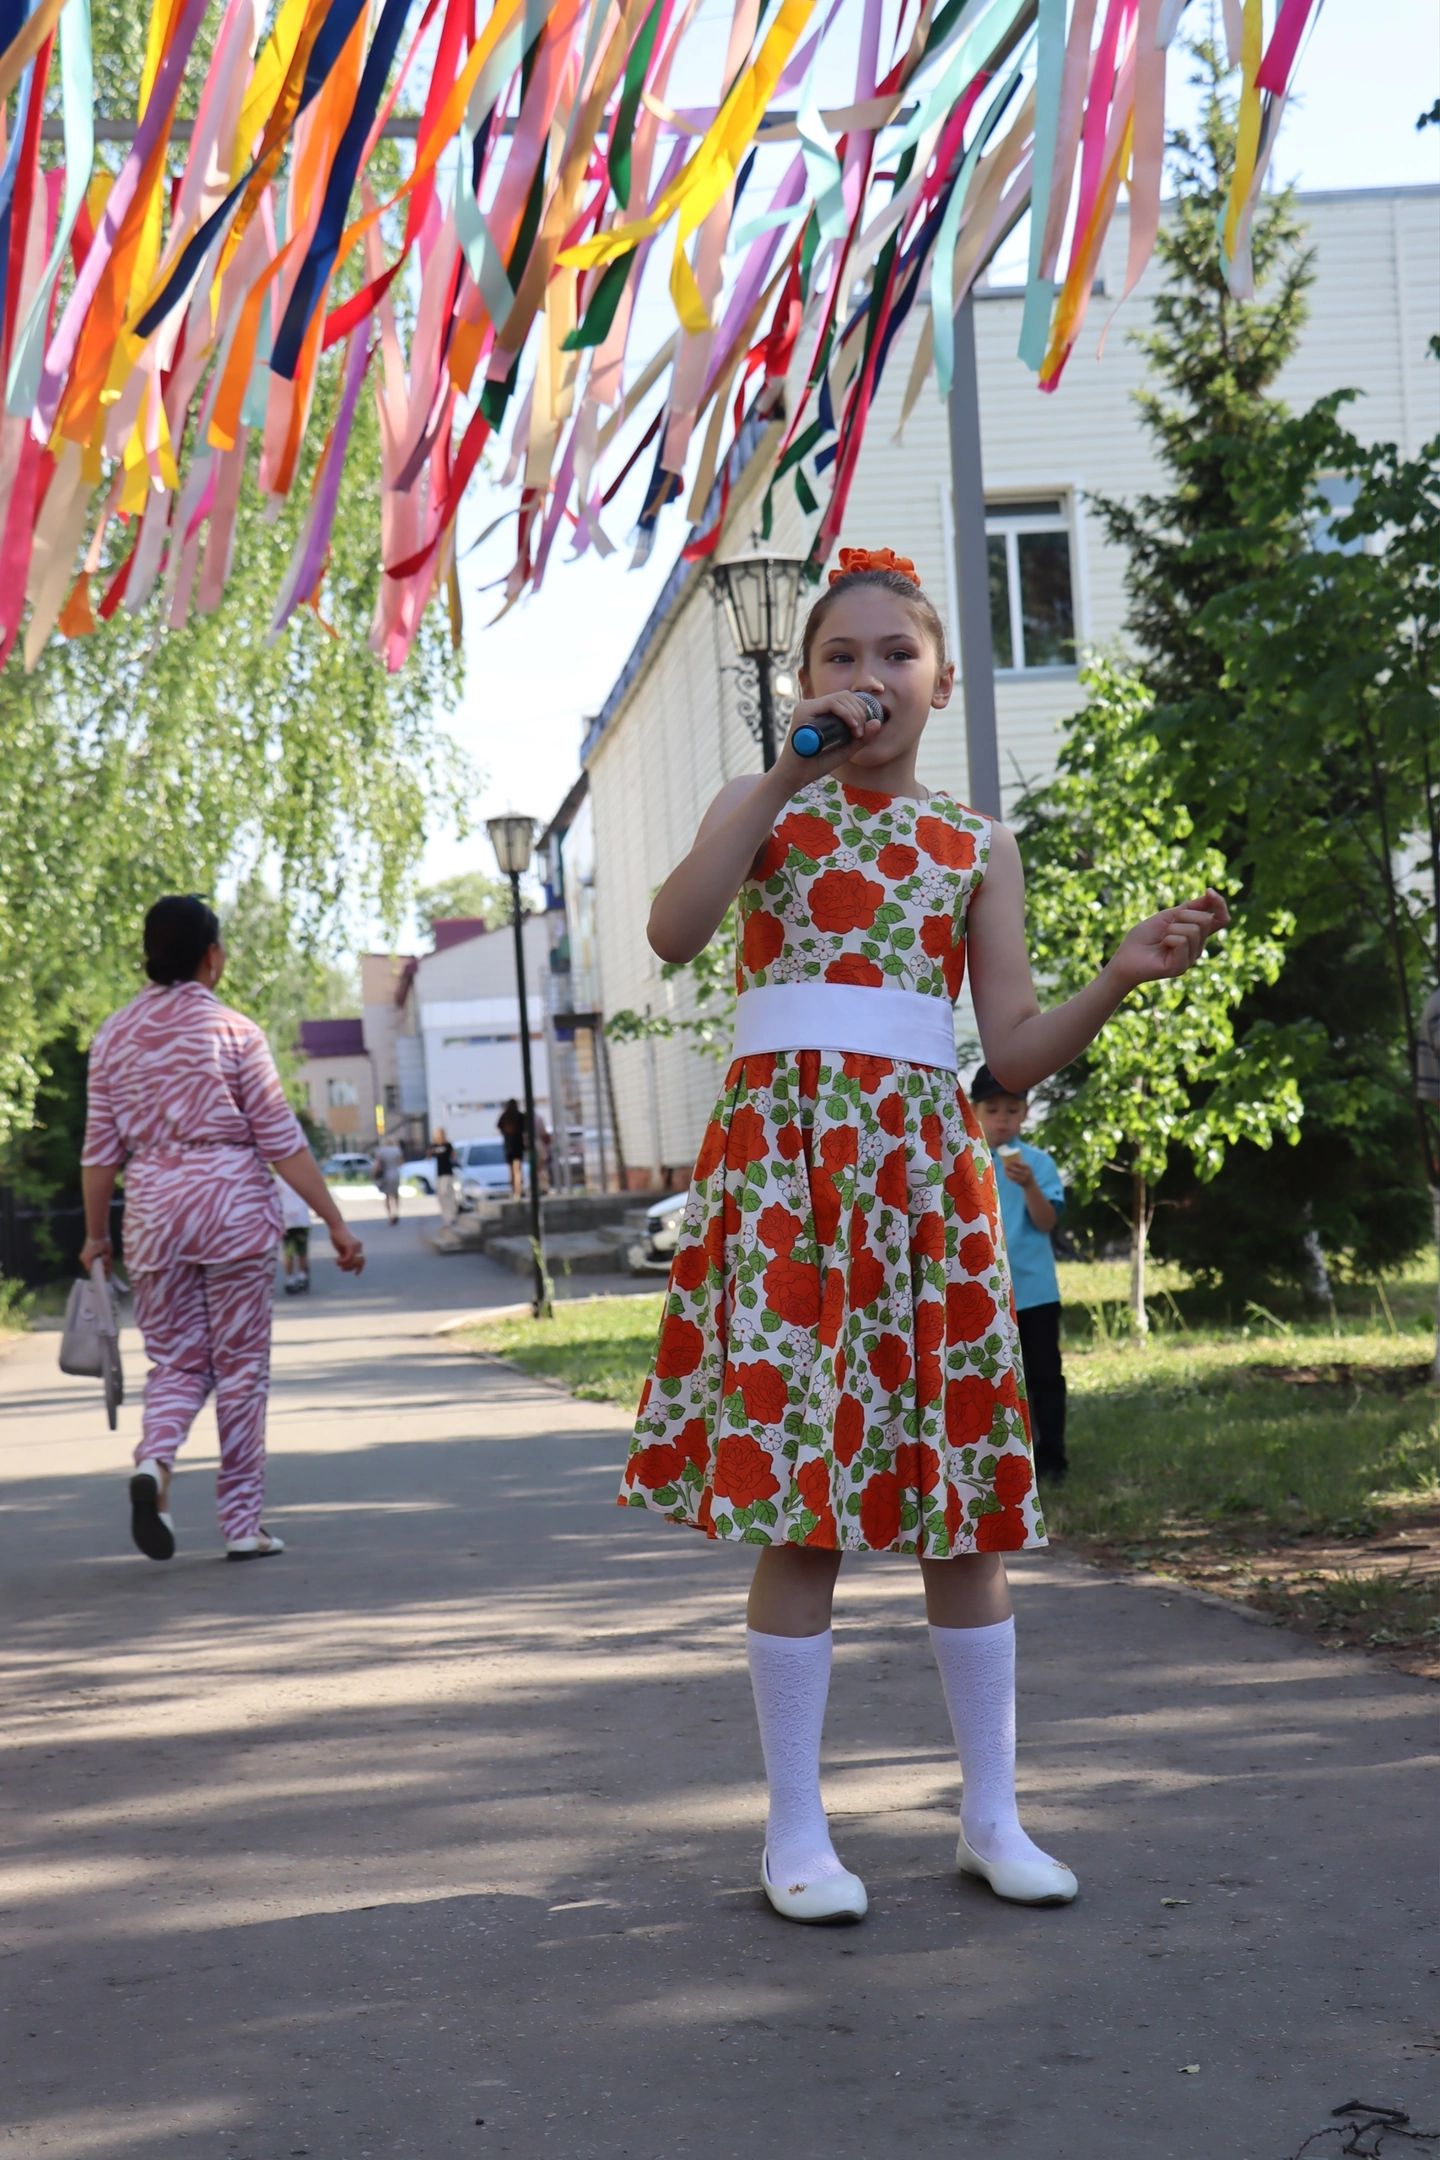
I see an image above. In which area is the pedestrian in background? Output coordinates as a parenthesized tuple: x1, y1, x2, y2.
(497, 1098, 527, 1199)
(80, 895, 365, 1563)
(970, 1064, 1069, 1486)
(433, 1126, 458, 1223)
(278, 1174, 313, 1296)
(372, 1133, 404, 1224)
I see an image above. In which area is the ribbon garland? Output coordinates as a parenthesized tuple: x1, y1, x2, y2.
(0, 0, 1315, 669)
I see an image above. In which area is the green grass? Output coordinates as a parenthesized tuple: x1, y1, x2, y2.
(1045, 1257, 1437, 1548)
(463, 1292, 668, 1404)
(1052, 1335, 1436, 1546)
(0, 1277, 34, 1337)
(0, 1276, 84, 1335)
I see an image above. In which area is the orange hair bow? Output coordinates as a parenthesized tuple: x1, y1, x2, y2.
(828, 545, 921, 588)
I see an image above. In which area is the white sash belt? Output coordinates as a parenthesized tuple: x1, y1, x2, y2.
(732, 982, 958, 1071)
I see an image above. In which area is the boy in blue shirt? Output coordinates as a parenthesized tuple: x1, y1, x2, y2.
(971, 1064, 1069, 1486)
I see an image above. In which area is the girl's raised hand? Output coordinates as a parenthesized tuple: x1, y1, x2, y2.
(1109, 889, 1231, 988)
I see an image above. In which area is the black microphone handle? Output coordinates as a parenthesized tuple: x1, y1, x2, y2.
(794, 714, 852, 756)
(791, 692, 885, 758)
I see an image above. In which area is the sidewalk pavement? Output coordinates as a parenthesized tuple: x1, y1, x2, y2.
(1, 1191, 1434, 2160)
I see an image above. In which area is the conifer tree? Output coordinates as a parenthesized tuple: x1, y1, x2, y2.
(1092, 41, 1314, 719)
(1087, 41, 1428, 1289)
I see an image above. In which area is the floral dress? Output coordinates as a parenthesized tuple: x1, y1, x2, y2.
(619, 774, 1046, 1557)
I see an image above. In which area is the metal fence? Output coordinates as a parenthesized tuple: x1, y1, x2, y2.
(0, 1189, 125, 1288)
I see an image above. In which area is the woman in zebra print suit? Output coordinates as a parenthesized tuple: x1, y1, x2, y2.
(79, 897, 366, 1562)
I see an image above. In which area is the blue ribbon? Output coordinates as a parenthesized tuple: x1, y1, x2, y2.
(133, 0, 373, 344)
(271, 0, 413, 379)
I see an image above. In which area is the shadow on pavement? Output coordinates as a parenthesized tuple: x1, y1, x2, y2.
(1, 1321, 1435, 2159)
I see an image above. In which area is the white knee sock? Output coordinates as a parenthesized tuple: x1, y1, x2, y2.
(746, 1628, 845, 1886)
(929, 1616, 1061, 1870)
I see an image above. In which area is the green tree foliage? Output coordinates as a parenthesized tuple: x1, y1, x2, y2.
(1016, 661, 1305, 1330)
(222, 874, 362, 1099)
(1087, 40, 1428, 1287)
(414, 870, 538, 941)
(0, 371, 464, 1155)
(1200, 382, 1440, 1347)
(1091, 43, 1315, 714)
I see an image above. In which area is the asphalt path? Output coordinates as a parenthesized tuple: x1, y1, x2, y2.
(1, 1188, 1434, 2160)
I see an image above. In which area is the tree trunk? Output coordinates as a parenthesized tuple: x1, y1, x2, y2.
(1432, 1184, 1440, 1387)
(1130, 1167, 1150, 1336)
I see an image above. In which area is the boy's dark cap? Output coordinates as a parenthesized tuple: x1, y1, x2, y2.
(970, 1062, 1027, 1104)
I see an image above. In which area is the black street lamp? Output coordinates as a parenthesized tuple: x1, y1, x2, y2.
(710, 552, 807, 770)
(486, 813, 552, 1321)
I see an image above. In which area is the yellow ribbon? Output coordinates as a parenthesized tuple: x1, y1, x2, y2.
(561, 0, 817, 332)
(1222, 0, 1263, 263)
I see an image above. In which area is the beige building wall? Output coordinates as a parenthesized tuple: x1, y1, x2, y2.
(584, 185, 1440, 1183)
(298, 1055, 377, 1146)
(360, 952, 419, 1138)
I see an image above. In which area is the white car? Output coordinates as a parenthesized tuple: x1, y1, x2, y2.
(629, 1190, 687, 1272)
(321, 1152, 374, 1182)
(455, 1137, 517, 1208)
(401, 1154, 437, 1193)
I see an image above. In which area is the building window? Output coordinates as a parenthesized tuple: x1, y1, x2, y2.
(986, 497, 1076, 671)
(1311, 474, 1363, 555)
(327, 1078, 359, 1108)
(384, 1084, 400, 1112)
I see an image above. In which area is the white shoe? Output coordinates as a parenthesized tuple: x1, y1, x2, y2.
(956, 1826, 1078, 1905)
(761, 1849, 868, 1924)
(225, 1527, 285, 1561)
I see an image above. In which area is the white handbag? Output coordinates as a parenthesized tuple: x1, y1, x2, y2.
(59, 1262, 125, 1430)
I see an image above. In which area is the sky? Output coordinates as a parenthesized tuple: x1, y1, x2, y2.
(398, 0, 1439, 936)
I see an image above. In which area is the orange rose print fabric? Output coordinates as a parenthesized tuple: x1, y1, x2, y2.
(619, 775, 1046, 1557)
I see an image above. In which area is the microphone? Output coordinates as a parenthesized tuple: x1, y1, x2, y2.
(791, 691, 885, 759)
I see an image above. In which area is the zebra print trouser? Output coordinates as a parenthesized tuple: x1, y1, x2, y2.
(131, 1252, 277, 1542)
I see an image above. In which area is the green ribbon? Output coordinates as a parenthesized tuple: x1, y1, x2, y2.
(1017, 0, 1066, 369)
(609, 0, 665, 208)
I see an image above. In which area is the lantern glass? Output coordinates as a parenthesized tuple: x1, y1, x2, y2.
(487, 813, 537, 879)
(711, 554, 805, 659)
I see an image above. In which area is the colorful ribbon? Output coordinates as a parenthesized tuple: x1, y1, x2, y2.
(0, 0, 1313, 668)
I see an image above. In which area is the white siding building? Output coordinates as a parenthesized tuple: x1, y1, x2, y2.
(404, 914, 558, 1144)
(578, 184, 1440, 1186)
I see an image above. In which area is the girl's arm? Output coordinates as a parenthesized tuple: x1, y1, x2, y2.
(967, 824, 1230, 1095)
(648, 772, 787, 963)
(647, 692, 885, 963)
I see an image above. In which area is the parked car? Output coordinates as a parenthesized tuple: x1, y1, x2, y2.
(629, 1190, 687, 1273)
(455, 1138, 516, 1209)
(320, 1152, 374, 1182)
(401, 1154, 436, 1193)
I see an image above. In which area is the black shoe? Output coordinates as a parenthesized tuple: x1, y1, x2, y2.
(129, 1470, 176, 1561)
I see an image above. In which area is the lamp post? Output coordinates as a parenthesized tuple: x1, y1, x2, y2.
(710, 551, 807, 770)
(486, 813, 552, 1320)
